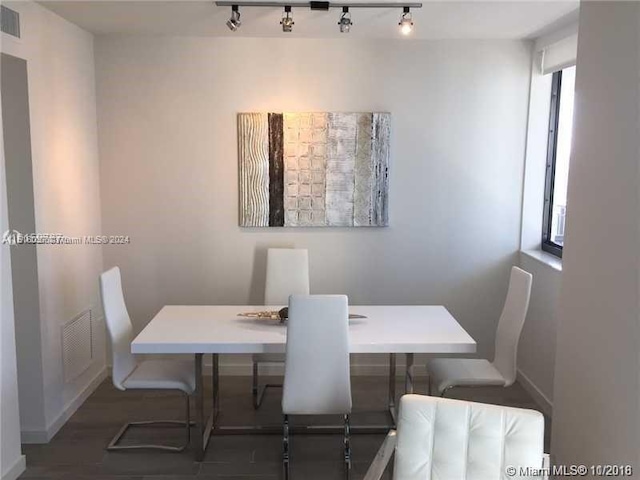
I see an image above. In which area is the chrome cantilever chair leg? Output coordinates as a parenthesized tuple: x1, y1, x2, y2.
(440, 385, 457, 398)
(440, 384, 491, 399)
(344, 414, 352, 478)
(252, 361, 283, 409)
(441, 385, 455, 397)
(283, 415, 290, 480)
(107, 391, 192, 452)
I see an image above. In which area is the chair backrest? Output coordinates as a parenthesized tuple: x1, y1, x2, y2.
(99, 267, 137, 391)
(492, 266, 533, 386)
(394, 395, 544, 480)
(264, 248, 310, 305)
(282, 295, 352, 415)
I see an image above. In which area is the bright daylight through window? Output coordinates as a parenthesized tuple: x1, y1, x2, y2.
(543, 65, 575, 257)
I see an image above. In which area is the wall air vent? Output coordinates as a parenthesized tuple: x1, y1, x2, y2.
(62, 309, 94, 383)
(1, 5, 20, 38)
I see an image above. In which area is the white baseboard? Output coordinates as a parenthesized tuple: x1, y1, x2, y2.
(21, 366, 108, 444)
(209, 362, 428, 377)
(517, 369, 553, 417)
(1, 455, 25, 480)
(107, 361, 427, 378)
(19, 429, 48, 444)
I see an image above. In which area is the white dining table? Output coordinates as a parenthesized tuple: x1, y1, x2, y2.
(132, 305, 476, 460)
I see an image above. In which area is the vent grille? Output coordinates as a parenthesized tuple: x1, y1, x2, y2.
(62, 309, 93, 383)
(1, 6, 20, 38)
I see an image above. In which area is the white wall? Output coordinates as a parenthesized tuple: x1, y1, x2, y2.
(517, 253, 559, 415)
(551, 1, 639, 467)
(95, 36, 532, 372)
(1, 1, 105, 442)
(0, 64, 26, 480)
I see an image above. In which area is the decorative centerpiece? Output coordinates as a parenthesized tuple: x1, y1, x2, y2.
(237, 308, 365, 324)
(238, 308, 289, 324)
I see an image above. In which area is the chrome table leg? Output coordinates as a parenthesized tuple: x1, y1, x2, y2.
(194, 353, 218, 461)
(388, 353, 397, 425)
(344, 414, 352, 475)
(213, 353, 220, 422)
(283, 415, 290, 480)
(195, 353, 205, 461)
(405, 353, 415, 395)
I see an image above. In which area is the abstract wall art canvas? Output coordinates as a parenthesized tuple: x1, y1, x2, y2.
(238, 112, 390, 227)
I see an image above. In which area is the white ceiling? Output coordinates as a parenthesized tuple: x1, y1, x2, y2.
(41, 1, 578, 39)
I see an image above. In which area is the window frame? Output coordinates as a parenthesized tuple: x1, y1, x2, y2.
(542, 70, 564, 258)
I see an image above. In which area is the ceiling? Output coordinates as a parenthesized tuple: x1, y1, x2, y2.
(41, 1, 579, 39)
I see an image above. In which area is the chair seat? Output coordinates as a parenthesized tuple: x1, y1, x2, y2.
(123, 359, 196, 394)
(428, 358, 506, 395)
(253, 353, 285, 363)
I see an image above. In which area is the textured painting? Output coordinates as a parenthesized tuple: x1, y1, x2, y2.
(238, 112, 390, 227)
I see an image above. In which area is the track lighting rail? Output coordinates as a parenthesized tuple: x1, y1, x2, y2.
(219, 1, 420, 33)
(216, 2, 422, 8)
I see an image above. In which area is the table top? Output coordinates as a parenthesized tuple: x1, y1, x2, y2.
(131, 305, 476, 355)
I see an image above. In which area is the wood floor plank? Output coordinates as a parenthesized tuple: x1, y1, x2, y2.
(18, 375, 549, 479)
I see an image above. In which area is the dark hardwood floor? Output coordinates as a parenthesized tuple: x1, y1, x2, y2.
(19, 375, 550, 480)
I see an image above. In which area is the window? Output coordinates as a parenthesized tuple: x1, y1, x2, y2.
(542, 65, 575, 257)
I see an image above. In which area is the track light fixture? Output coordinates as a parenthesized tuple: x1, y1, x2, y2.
(281, 5, 294, 32)
(215, 2, 421, 33)
(399, 6, 413, 35)
(226, 4, 241, 31)
(338, 6, 352, 33)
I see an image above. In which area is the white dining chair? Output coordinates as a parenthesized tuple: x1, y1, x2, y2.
(363, 394, 549, 480)
(252, 248, 310, 409)
(427, 266, 533, 397)
(99, 266, 196, 452)
(282, 295, 352, 479)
